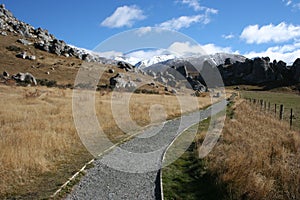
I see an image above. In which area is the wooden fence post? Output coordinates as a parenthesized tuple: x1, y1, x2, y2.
(268, 102, 270, 112)
(290, 108, 293, 130)
(279, 104, 284, 120)
(275, 104, 277, 116)
(264, 101, 267, 111)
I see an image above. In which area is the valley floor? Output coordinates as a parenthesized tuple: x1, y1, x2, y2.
(0, 85, 211, 199)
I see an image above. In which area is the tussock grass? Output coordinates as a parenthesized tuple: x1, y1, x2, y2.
(205, 100, 300, 200)
(0, 85, 211, 198)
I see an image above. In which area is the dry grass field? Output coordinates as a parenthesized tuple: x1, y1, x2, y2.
(0, 85, 212, 199)
(163, 97, 299, 200)
(202, 100, 300, 200)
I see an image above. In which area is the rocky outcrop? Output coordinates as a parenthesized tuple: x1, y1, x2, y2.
(243, 57, 275, 84)
(292, 58, 300, 83)
(217, 57, 300, 85)
(109, 73, 137, 90)
(117, 61, 135, 72)
(186, 77, 207, 92)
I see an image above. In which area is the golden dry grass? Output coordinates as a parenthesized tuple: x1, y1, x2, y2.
(203, 100, 300, 200)
(0, 85, 211, 198)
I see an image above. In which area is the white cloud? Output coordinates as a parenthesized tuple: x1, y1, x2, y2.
(177, 0, 218, 13)
(283, 0, 293, 6)
(95, 51, 123, 59)
(126, 49, 170, 60)
(201, 43, 238, 54)
(222, 34, 235, 39)
(101, 5, 146, 28)
(244, 42, 300, 64)
(179, 0, 202, 11)
(136, 13, 214, 33)
(240, 22, 300, 44)
(134, 26, 153, 36)
(283, 0, 300, 9)
(168, 42, 206, 56)
(157, 15, 203, 30)
(167, 42, 237, 56)
(293, 3, 300, 9)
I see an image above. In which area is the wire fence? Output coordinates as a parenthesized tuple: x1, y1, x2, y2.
(244, 98, 297, 130)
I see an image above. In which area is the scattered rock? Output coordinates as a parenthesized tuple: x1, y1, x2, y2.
(155, 76, 167, 85)
(135, 78, 143, 82)
(0, 31, 7, 36)
(171, 88, 177, 94)
(148, 82, 156, 87)
(164, 73, 175, 81)
(2, 71, 9, 78)
(125, 81, 137, 90)
(27, 55, 36, 60)
(213, 92, 221, 98)
(108, 69, 114, 73)
(45, 71, 50, 75)
(17, 38, 32, 45)
(117, 61, 134, 72)
(16, 51, 27, 59)
(15, 52, 36, 60)
(82, 54, 94, 62)
(146, 70, 156, 78)
(12, 72, 37, 85)
(167, 80, 177, 87)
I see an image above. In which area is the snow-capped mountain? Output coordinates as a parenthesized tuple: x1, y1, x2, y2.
(114, 56, 141, 66)
(143, 53, 246, 72)
(114, 54, 177, 68)
(135, 55, 177, 68)
(113, 52, 246, 70)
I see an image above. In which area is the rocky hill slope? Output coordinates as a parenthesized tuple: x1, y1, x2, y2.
(0, 4, 176, 94)
(0, 4, 107, 63)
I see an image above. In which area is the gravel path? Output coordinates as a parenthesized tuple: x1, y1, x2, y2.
(66, 100, 226, 200)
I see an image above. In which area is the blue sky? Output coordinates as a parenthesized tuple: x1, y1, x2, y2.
(2, 0, 300, 63)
